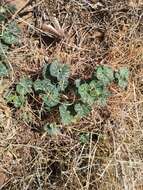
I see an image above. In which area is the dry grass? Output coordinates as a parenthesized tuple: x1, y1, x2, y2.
(0, 0, 143, 189)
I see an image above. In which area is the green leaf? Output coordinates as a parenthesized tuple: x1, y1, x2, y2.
(78, 82, 100, 106)
(50, 60, 70, 79)
(16, 78, 33, 95)
(89, 80, 103, 97)
(119, 68, 129, 80)
(43, 61, 70, 91)
(74, 103, 91, 118)
(57, 79, 69, 91)
(95, 65, 114, 85)
(78, 83, 95, 106)
(13, 95, 25, 108)
(5, 94, 25, 108)
(1, 31, 18, 45)
(49, 60, 70, 91)
(115, 67, 129, 89)
(0, 62, 8, 77)
(59, 104, 74, 125)
(78, 80, 110, 106)
(49, 60, 60, 77)
(42, 85, 60, 108)
(7, 21, 20, 35)
(118, 79, 128, 89)
(89, 80, 110, 106)
(97, 92, 109, 106)
(34, 79, 53, 92)
(1, 21, 20, 45)
(44, 123, 61, 136)
(80, 133, 90, 144)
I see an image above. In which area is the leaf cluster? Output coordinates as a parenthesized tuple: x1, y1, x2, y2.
(0, 4, 20, 76)
(4, 61, 129, 129)
(0, 4, 129, 137)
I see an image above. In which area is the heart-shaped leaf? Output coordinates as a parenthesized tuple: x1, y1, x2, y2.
(5, 93, 25, 108)
(42, 85, 60, 108)
(74, 103, 91, 118)
(78, 80, 110, 106)
(13, 95, 25, 108)
(115, 67, 129, 89)
(34, 79, 53, 92)
(78, 83, 95, 106)
(95, 65, 114, 85)
(16, 78, 33, 95)
(59, 104, 74, 125)
(50, 60, 70, 79)
(49, 60, 70, 91)
(1, 21, 20, 45)
(90, 80, 110, 105)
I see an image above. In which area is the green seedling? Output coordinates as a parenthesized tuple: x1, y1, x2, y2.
(49, 60, 70, 91)
(16, 78, 33, 96)
(4, 60, 129, 127)
(44, 123, 61, 136)
(59, 104, 75, 125)
(115, 67, 129, 89)
(74, 103, 91, 119)
(1, 21, 21, 45)
(95, 65, 114, 86)
(5, 93, 26, 108)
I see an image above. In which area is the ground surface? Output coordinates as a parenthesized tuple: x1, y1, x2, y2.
(0, 0, 143, 189)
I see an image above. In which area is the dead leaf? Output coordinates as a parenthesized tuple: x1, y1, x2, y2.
(41, 17, 64, 39)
